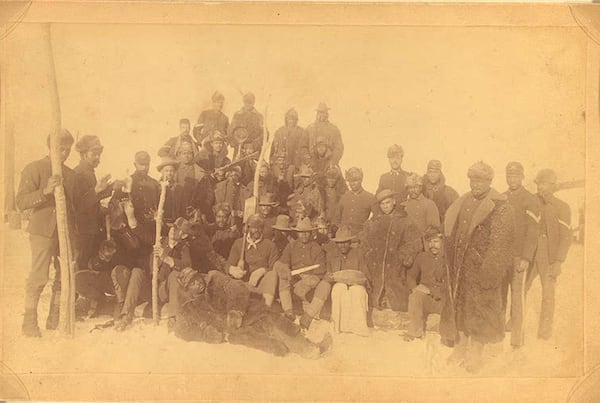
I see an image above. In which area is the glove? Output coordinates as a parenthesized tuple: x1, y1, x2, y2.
(248, 268, 266, 287)
(228, 265, 245, 280)
(226, 310, 243, 331)
(549, 262, 562, 279)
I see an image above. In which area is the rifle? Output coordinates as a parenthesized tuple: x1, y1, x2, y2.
(152, 181, 168, 325)
(291, 264, 320, 276)
(218, 151, 259, 172)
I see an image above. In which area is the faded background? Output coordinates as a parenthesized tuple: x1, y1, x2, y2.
(4, 23, 586, 202)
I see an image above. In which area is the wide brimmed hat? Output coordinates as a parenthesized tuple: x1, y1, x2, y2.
(292, 217, 317, 232)
(272, 215, 291, 231)
(258, 193, 280, 207)
(332, 226, 355, 243)
(157, 156, 180, 172)
(375, 189, 398, 203)
(294, 165, 316, 178)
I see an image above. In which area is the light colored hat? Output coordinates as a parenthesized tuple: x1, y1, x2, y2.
(294, 165, 316, 178)
(375, 189, 398, 203)
(292, 217, 316, 232)
(272, 215, 292, 231)
(157, 156, 180, 172)
(535, 168, 557, 184)
(506, 161, 524, 176)
(316, 102, 330, 112)
(332, 226, 356, 243)
(405, 173, 423, 187)
(427, 160, 442, 171)
(75, 135, 104, 153)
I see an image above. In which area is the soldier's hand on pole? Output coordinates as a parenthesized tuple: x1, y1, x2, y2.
(43, 175, 63, 195)
(517, 259, 529, 273)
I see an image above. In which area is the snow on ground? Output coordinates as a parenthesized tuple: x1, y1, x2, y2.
(1, 225, 584, 379)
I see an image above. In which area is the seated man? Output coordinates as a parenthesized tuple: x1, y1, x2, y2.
(275, 217, 329, 328)
(153, 217, 194, 330)
(403, 227, 446, 341)
(75, 239, 145, 330)
(207, 202, 240, 259)
(174, 268, 332, 359)
(226, 214, 279, 306)
(326, 226, 370, 336)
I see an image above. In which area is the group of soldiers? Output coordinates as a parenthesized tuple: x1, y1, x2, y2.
(16, 92, 573, 371)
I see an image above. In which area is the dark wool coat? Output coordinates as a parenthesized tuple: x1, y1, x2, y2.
(362, 208, 422, 311)
(439, 189, 515, 345)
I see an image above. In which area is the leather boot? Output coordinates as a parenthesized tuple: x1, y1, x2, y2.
(22, 309, 41, 337)
(45, 291, 61, 330)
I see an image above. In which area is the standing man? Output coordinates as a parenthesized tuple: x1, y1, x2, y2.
(401, 173, 441, 235)
(422, 160, 459, 224)
(290, 166, 324, 221)
(214, 166, 252, 230)
(305, 103, 344, 166)
(440, 161, 514, 373)
(275, 217, 329, 328)
(271, 108, 308, 169)
(376, 145, 409, 206)
(17, 130, 76, 336)
(333, 167, 376, 235)
(157, 157, 186, 231)
(362, 189, 422, 313)
(196, 91, 229, 145)
(525, 169, 572, 340)
(228, 92, 264, 151)
(226, 214, 280, 307)
(158, 118, 196, 158)
(73, 135, 113, 271)
(502, 162, 540, 349)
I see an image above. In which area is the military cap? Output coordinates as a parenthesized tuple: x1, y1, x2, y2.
(157, 156, 180, 172)
(345, 167, 364, 181)
(427, 160, 442, 171)
(387, 144, 404, 158)
(179, 118, 190, 125)
(376, 189, 398, 203)
(243, 92, 255, 105)
(134, 151, 151, 165)
(247, 214, 265, 229)
(316, 102, 330, 112)
(46, 129, 75, 148)
(405, 172, 423, 187)
(75, 135, 104, 154)
(423, 226, 443, 241)
(212, 91, 225, 102)
(506, 161, 524, 176)
(467, 161, 494, 181)
(535, 169, 557, 184)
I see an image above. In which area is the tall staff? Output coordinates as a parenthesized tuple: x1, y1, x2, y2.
(44, 24, 76, 336)
(152, 181, 168, 325)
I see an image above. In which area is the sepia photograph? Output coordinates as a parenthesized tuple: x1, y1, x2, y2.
(0, 1, 599, 401)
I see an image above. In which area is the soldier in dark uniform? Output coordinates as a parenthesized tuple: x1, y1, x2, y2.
(202, 131, 231, 180)
(130, 151, 160, 247)
(502, 162, 540, 348)
(158, 118, 196, 158)
(422, 160, 459, 224)
(376, 144, 409, 206)
(525, 169, 572, 340)
(192, 149, 218, 224)
(214, 166, 252, 230)
(271, 108, 308, 169)
(228, 92, 264, 156)
(196, 91, 229, 145)
(238, 141, 258, 188)
(207, 203, 240, 259)
(157, 157, 186, 232)
(257, 193, 280, 240)
(333, 167, 375, 235)
(73, 135, 113, 272)
(16, 130, 76, 337)
(305, 103, 344, 166)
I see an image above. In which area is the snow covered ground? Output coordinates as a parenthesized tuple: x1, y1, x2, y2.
(1, 224, 584, 381)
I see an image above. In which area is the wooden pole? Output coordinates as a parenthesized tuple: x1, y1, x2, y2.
(152, 181, 167, 325)
(44, 23, 75, 336)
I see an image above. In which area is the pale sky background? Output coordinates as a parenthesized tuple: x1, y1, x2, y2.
(4, 22, 587, 210)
